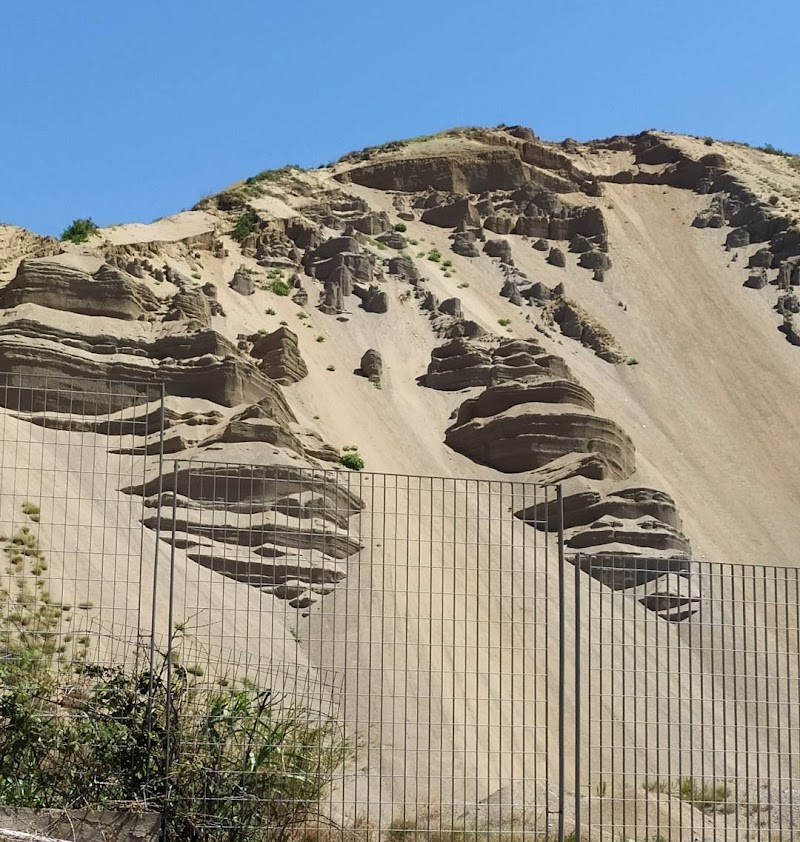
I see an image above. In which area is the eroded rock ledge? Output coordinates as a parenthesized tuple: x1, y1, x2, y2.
(424, 335, 696, 621)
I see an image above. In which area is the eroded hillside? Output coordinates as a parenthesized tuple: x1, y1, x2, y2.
(2, 125, 800, 837)
(2, 126, 799, 621)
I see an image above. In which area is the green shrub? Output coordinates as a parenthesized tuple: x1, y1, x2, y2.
(230, 209, 260, 242)
(315, 335, 325, 343)
(627, 357, 639, 365)
(265, 308, 276, 316)
(427, 248, 442, 263)
(760, 143, 788, 156)
(340, 452, 365, 471)
(498, 318, 511, 327)
(393, 222, 407, 232)
(676, 777, 732, 812)
(21, 502, 40, 522)
(60, 218, 98, 244)
(245, 165, 303, 185)
(271, 279, 291, 296)
(703, 137, 714, 146)
(0, 512, 350, 842)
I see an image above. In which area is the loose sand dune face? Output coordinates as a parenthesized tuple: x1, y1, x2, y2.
(0, 126, 799, 835)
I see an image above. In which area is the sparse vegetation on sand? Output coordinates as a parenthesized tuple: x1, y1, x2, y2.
(644, 777, 733, 814)
(245, 165, 304, 185)
(230, 208, 260, 242)
(340, 446, 365, 471)
(0, 503, 349, 842)
(61, 218, 99, 244)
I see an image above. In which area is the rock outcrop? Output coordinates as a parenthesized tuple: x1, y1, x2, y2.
(230, 265, 255, 295)
(424, 328, 696, 620)
(359, 348, 382, 383)
(2, 258, 160, 320)
(546, 298, 626, 363)
(425, 336, 634, 477)
(137, 462, 365, 613)
(249, 327, 308, 384)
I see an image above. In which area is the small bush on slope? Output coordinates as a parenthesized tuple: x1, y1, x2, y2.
(230, 208, 260, 242)
(61, 218, 98, 243)
(0, 504, 349, 842)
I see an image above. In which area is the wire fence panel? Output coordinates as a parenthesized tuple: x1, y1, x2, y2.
(578, 554, 800, 841)
(3, 377, 799, 842)
(161, 462, 562, 842)
(0, 374, 165, 807)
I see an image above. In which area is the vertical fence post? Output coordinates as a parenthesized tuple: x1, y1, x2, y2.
(574, 552, 582, 842)
(161, 459, 179, 841)
(557, 484, 566, 842)
(145, 385, 166, 795)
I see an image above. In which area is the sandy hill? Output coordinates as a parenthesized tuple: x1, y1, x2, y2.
(0, 125, 798, 838)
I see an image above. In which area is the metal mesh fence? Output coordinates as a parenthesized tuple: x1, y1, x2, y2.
(2, 376, 798, 842)
(577, 554, 800, 841)
(158, 461, 561, 841)
(0, 374, 165, 808)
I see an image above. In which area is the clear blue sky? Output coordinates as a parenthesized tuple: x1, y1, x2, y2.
(2, 0, 798, 237)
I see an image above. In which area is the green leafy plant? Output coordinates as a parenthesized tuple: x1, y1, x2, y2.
(0, 510, 350, 842)
(498, 318, 511, 327)
(339, 452, 365, 471)
(265, 308, 276, 316)
(676, 777, 732, 813)
(271, 280, 291, 296)
(245, 165, 303, 185)
(627, 357, 639, 365)
(230, 209, 260, 242)
(393, 222, 407, 232)
(315, 335, 325, 343)
(759, 142, 790, 156)
(21, 502, 40, 523)
(427, 248, 442, 263)
(60, 218, 98, 244)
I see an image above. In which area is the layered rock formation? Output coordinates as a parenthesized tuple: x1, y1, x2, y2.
(425, 333, 696, 620)
(249, 326, 308, 384)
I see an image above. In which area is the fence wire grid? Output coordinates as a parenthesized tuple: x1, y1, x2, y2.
(156, 460, 561, 840)
(0, 376, 798, 842)
(577, 554, 800, 841)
